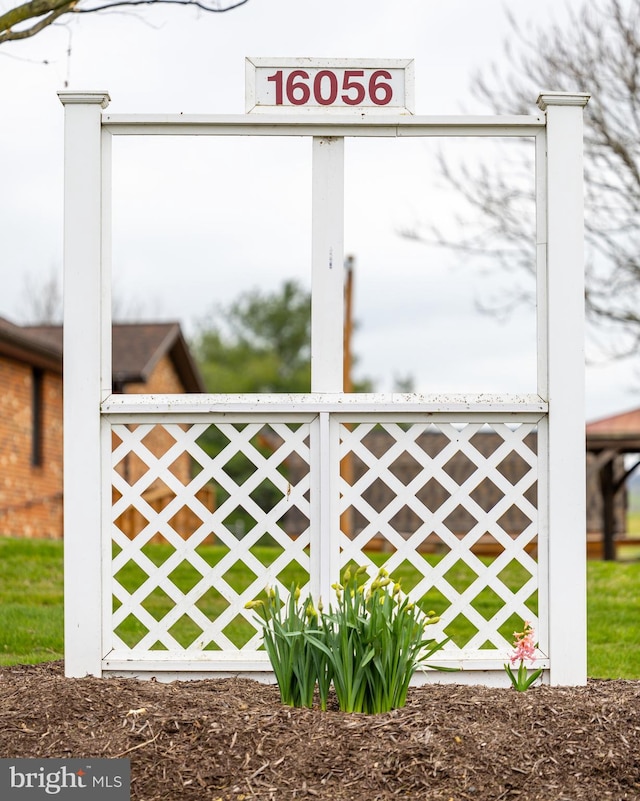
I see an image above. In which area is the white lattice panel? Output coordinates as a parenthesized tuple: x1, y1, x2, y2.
(105, 409, 545, 671)
(109, 419, 315, 659)
(337, 417, 542, 656)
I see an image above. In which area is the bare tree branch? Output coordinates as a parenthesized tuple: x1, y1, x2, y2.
(0, 0, 248, 43)
(414, 0, 640, 360)
(0, 1, 76, 43)
(19, 267, 63, 324)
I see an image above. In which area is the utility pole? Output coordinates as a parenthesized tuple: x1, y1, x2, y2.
(341, 255, 355, 540)
(343, 254, 354, 394)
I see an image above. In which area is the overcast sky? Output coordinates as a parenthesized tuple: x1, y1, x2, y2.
(0, 0, 635, 420)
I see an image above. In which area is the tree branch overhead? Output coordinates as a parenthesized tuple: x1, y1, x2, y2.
(0, 0, 248, 43)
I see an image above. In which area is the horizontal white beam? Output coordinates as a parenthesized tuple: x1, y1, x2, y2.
(102, 113, 543, 137)
(102, 667, 550, 687)
(102, 392, 547, 416)
(103, 655, 549, 685)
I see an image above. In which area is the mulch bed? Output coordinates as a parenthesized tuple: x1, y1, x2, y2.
(0, 661, 638, 800)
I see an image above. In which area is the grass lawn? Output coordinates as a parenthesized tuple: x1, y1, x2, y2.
(587, 559, 640, 678)
(0, 537, 638, 678)
(0, 538, 64, 665)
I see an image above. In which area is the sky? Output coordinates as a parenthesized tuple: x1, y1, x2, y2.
(0, 0, 636, 421)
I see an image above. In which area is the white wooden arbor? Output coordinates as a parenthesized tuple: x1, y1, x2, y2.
(59, 90, 589, 685)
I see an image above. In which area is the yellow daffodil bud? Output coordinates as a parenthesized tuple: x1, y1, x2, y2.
(343, 567, 352, 584)
(355, 565, 368, 576)
(294, 586, 301, 602)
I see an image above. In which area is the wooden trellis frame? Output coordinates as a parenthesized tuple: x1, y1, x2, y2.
(58, 90, 589, 685)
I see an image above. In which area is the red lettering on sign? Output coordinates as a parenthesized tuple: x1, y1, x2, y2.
(264, 68, 396, 107)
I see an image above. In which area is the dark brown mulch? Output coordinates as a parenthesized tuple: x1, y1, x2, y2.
(0, 661, 639, 800)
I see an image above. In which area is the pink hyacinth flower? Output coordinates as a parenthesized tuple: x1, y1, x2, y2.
(510, 621, 537, 664)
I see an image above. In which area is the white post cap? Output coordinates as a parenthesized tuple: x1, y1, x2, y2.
(537, 92, 590, 110)
(58, 91, 111, 108)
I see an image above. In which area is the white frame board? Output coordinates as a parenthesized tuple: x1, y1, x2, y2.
(58, 91, 589, 687)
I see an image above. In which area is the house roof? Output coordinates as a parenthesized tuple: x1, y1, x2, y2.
(0, 318, 205, 392)
(0, 316, 62, 372)
(109, 322, 205, 392)
(586, 406, 640, 452)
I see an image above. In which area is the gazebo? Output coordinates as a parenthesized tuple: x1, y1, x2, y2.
(586, 407, 640, 560)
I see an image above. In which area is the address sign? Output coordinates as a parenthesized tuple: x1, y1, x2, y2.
(246, 58, 414, 114)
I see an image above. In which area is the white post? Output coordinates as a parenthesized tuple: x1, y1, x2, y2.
(310, 137, 344, 603)
(538, 92, 590, 686)
(58, 91, 111, 678)
(311, 137, 344, 392)
(310, 412, 341, 606)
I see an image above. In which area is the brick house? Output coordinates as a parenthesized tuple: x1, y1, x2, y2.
(0, 318, 205, 539)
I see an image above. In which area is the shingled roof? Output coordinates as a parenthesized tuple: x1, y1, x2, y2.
(0, 316, 62, 372)
(586, 406, 640, 452)
(0, 318, 205, 392)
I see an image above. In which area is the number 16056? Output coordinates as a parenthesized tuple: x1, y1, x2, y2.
(246, 59, 414, 114)
(267, 69, 394, 107)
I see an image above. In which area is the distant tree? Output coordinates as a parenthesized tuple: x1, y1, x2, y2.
(20, 267, 62, 324)
(18, 267, 159, 324)
(194, 278, 373, 394)
(0, 0, 248, 45)
(410, 0, 640, 359)
(195, 279, 313, 394)
(393, 374, 415, 393)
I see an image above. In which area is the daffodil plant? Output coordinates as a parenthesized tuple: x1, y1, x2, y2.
(504, 621, 543, 691)
(245, 585, 329, 709)
(247, 566, 447, 714)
